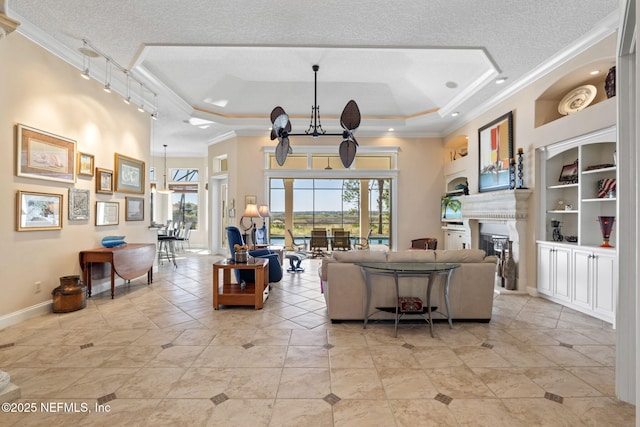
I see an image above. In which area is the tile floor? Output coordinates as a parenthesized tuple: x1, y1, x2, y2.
(0, 250, 635, 426)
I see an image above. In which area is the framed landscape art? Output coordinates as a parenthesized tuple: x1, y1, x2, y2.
(478, 111, 514, 192)
(77, 152, 94, 177)
(96, 168, 114, 194)
(16, 190, 63, 231)
(16, 124, 76, 184)
(125, 197, 144, 221)
(115, 153, 145, 194)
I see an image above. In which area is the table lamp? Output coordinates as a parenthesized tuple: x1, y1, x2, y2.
(241, 203, 260, 246)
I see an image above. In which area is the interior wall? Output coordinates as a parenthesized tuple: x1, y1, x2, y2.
(0, 33, 154, 319)
(208, 134, 444, 251)
(443, 33, 617, 295)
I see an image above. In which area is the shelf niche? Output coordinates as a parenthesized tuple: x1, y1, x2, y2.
(534, 58, 615, 128)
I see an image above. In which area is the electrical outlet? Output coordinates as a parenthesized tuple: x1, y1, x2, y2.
(35, 281, 41, 293)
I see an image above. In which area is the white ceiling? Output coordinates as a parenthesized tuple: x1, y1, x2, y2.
(5, 0, 619, 157)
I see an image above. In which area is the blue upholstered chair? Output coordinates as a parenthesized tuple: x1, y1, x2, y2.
(226, 226, 283, 284)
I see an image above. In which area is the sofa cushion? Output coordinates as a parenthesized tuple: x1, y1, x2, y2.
(387, 250, 436, 263)
(434, 249, 486, 263)
(331, 250, 387, 263)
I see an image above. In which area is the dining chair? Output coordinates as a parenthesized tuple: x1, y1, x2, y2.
(309, 228, 329, 257)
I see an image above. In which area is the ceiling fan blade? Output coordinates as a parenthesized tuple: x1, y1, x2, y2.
(270, 128, 277, 140)
(340, 100, 361, 130)
(339, 140, 357, 168)
(270, 106, 286, 124)
(275, 137, 290, 166)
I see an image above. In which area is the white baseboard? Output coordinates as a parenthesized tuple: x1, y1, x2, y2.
(0, 301, 52, 330)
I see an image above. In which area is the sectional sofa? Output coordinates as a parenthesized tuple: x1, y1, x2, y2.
(319, 249, 498, 322)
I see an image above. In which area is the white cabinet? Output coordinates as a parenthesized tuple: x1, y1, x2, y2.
(536, 126, 617, 325)
(537, 243, 571, 302)
(571, 247, 616, 323)
(443, 226, 468, 250)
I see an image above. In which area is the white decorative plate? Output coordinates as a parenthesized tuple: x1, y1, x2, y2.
(558, 85, 597, 115)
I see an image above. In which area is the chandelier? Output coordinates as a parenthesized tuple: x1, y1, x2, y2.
(269, 65, 361, 168)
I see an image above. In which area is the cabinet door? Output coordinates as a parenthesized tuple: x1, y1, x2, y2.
(445, 231, 465, 250)
(554, 246, 572, 302)
(593, 252, 616, 319)
(572, 249, 593, 310)
(537, 244, 554, 296)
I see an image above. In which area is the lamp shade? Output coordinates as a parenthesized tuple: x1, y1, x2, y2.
(258, 205, 270, 218)
(243, 203, 260, 218)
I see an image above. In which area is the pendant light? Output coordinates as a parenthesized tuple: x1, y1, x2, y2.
(157, 144, 174, 194)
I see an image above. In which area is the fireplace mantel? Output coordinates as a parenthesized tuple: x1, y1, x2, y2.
(461, 189, 532, 221)
(459, 189, 532, 292)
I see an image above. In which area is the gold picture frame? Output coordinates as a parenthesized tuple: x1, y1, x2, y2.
(115, 153, 145, 194)
(96, 167, 114, 194)
(77, 152, 95, 177)
(16, 124, 76, 183)
(96, 201, 119, 226)
(16, 190, 63, 231)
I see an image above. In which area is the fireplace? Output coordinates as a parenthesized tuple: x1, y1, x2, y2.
(459, 189, 532, 292)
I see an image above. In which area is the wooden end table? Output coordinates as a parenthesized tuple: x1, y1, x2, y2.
(213, 258, 269, 309)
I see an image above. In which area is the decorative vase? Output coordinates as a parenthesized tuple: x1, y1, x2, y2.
(605, 66, 616, 98)
(503, 241, 517, 290)
(234, 250, 248, 263)
(597, 216, 615, 248)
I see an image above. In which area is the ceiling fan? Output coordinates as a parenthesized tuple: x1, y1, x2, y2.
(270, 65, 361, 168)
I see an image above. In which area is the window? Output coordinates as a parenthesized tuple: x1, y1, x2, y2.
(169, 169, 199, 229)
(268, 178, 391, 247)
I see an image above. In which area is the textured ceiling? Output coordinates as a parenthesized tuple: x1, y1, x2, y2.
(6, 0, 619, 156)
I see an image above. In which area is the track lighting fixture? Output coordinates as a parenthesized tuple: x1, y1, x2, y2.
(77, 39, 157, 112)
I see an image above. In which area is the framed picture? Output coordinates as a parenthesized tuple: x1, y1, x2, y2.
(16, 190, 63, 231)
(115, 153, 145, 194)
(96, 201, 119, 226)
(478, 111, 514, 192)
(77, 152, 95, 177)
(96, 168, 114, 194)
(559, 160, 579, 183)
(125, 197, 144, 221)
(16, 124, 76, 183)
(245, 195, 257, 206)
(69, 189, 90, 220)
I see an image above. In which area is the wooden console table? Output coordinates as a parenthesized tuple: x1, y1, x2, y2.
(79, 243, 156, 299)
(213, 258, 269, 309)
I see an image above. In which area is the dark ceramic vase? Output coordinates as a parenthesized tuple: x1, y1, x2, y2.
(605, 66, 616, 98)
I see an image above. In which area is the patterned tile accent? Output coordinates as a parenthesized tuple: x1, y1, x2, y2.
(211, 393, 229, 405)
(402, 343, 415, 350)
(544, 392, 564, 404)
(97, 393, 116, 405)
(323, 393, 341, 405)
(434, 393, 453, 405)
(161, 343, 174, 349)
(80, 343, 94, 349)
(481, 342, 494, 349)
(242, 343, 255, 349)
(559, 342, 573, 349)
(323, 343, 335, 350)
(0, 343, 15, 349)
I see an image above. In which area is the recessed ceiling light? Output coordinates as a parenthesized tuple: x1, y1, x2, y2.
(451, 112, 459, 117)
(445, 81, 458, 89)
(590, 70, 600, 75)
(388, 128, 395, 132)
(495, 77, 508, 84)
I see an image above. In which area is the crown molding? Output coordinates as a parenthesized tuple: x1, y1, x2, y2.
(443, 11, 619, 137)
